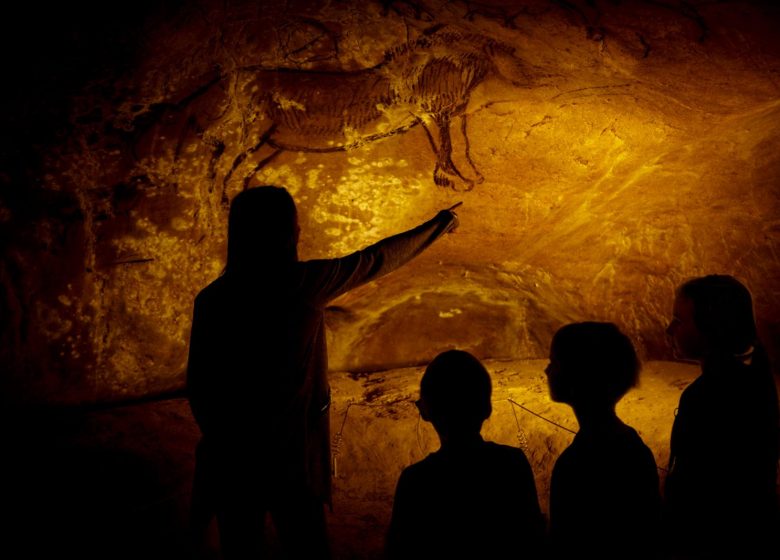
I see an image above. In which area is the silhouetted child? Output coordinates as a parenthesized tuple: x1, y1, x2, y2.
(664, 275, 779, 559)
(187, 186, 460, 559)
(546, 322, 661, 560)
(386, 349, 545, 559)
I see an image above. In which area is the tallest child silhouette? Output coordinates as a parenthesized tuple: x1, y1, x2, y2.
(186, 186, 460, 559)
(664, 275, 779, 559)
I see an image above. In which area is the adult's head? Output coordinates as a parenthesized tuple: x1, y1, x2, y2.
(546, 322, 640, 408)
(667, 274, 757, 360)
(226, 186, 299, 274)
(418, 350, 492, 436)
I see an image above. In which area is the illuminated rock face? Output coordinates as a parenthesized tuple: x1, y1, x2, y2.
(327, 358, 698, 557)
(1, 0, 779, 404)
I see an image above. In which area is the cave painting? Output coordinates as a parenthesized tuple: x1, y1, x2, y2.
(133, 26, 523, 199)
(228, 26, 518, 193)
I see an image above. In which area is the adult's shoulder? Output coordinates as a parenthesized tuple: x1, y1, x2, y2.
(288, 259, 339, 297)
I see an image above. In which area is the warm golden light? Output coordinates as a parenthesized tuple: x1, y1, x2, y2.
(5, 1, 778, 407)
(3, 1, 779, 558)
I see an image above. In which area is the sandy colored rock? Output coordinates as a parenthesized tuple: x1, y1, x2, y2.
(1, 1, 779, 404)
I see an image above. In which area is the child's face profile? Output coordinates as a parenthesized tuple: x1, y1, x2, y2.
(666, 294, 707, 361)
(544, 351, 566, 403)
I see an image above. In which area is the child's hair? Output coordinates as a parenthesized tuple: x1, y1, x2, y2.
(677, 275, 757, 356)
(550, 322, 640, 406)
(420, 350, 492, 432)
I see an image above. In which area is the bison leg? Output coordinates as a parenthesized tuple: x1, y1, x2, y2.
(420, 118, 453, 189)
(421, 114, 475, 191)
(460, 113, 484, 185)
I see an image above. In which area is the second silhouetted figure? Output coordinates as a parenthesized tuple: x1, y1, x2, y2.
(387, 349, 545, 559)
(546, 322, 661, 560)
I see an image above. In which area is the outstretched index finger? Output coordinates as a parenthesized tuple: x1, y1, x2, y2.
(447, 201, 463, 211)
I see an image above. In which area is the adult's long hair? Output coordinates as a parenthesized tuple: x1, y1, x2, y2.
(224, 186, 299, 275)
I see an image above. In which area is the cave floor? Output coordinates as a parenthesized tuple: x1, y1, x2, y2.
(4, 359, 700, 559)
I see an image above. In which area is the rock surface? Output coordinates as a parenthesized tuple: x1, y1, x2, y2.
(1, 0, 779, 404)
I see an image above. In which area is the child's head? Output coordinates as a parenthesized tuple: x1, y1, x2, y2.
(546, 322, 640, 408)
(668, 275, 756, 360)
(418, 350, 492, 436)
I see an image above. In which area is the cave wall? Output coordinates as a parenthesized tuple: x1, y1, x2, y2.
(1, 0, 779, 405)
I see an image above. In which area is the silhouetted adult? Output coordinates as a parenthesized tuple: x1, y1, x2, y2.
(386, 350, 545, 559)
(546, 322, 661, 560)
(186, 186, 459, 559)
(664, 275, 779, 559)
